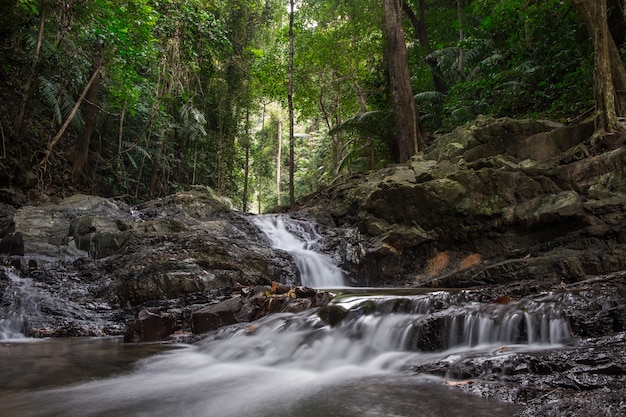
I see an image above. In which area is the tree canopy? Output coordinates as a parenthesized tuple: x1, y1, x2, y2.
(0, 0, 622, 211)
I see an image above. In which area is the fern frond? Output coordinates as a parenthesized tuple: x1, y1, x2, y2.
(21, 29, 56, 58)
(479, 53, 503, 68)
(496, 80, 524, 90)
(514, 61, 540, 74)
(37, 76, 62, 124)
(180, 102, 207, 137)
(37, 76, 85, 131)
(125, 152, 138, 169)
(336, 142, 367, 175)
(134, 144, 153, 160)
(414, 91, 445, 103)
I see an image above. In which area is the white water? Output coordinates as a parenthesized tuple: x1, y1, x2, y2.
(0, 270, 42, 341)
(0, 217, 574, 416)
(0, 291, 571, 417)
(253, 214, 345, 288)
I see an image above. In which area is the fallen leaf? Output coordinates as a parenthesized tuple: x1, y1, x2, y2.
(493, 295, 512, 304)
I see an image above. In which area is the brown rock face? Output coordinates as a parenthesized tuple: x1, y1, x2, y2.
(190, 286, 333, 335)
(191, 297, 245, 334)
(124, 308, 176, 343)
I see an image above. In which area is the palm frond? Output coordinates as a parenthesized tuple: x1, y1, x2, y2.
(59, 92, 85, 132)
(22, 29, 56, 58)
(514, 61, 540, 74)
(329, 110, 391, 139)
(37, 76, 85, 131)
(37, 76, 62, 124)
(180, 102, 207, 137)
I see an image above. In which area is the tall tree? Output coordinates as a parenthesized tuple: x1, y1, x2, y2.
(14, 0, 47, 134)
(403, 0, 448, 94)
(276, 117, 283, 206)
(383, 0, 423, 162)
(572, 0, 626, 136)
(72, 42, 104, 179)
(288, 0, 296, 208)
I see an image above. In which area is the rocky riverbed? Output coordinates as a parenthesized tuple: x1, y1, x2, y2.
(0, 117, 625, 416)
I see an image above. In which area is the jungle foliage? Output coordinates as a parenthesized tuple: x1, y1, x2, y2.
(0, 0, 620, 211)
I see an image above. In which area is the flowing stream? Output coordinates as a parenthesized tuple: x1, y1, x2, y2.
(0, 216, 575, 416)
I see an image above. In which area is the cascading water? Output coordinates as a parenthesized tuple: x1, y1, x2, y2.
(0, 289, 573, 417)
(0, 269, 42, 340)
(253, 214, 345, 288)
(0, 217, 576, 417)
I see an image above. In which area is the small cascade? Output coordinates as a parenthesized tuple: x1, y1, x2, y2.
(444, 297, 571, 348)
(197, 291, 572, 371)
(0, 269, 42, 340)
(253, 214, 345, 288)
(331, 291, 572, 354)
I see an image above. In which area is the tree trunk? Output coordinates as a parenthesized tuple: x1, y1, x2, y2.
(288, 0, 296, 209)
(14, 2, 46, 134)
(258, 102, 267, 213)
(456, 0, 464, 74)
(242, 107, 250, 212)
(383, 0, 422, 162)
(37, 65, 102, 171)
(287, 0, 296, 209)
(148, 132, 164, 198)
(276, 118, 282, 206)
(403, 0, 448, 94)
(72, 44, 103, 179)
(573, 0, 625, 135)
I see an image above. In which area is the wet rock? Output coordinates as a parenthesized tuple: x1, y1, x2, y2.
(442, 332, 626, 417)
(408, 274, 626, 417)
(0, 232, 23, 255)
(190, 286, 334, 335)
(124, 308, 177, 343)
(317, 305, 348, 327)
(191, 297, 245, 333)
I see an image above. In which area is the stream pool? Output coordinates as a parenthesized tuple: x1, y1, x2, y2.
(0, 334, 517, 417)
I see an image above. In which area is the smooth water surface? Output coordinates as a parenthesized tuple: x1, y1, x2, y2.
(0, 337, 179, 391)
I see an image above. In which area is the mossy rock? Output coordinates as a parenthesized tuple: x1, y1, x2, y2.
(317, 305, 348, 327)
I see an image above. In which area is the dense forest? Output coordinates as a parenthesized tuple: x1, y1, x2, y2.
(0, 0, 624, 211)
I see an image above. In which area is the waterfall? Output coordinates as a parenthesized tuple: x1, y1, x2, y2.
(253, 214, 345, 288)
(0, 269, 40, 340)
(333, 291, 572, 353)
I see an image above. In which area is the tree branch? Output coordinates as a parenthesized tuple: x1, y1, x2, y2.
(36, 65, 103, 170)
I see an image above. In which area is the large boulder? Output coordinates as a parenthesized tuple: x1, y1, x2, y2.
(124, 308, 177, 342)
(0, 188, 304, 339)
(305, 117, 626, 287)
(9, 194, 135, 259)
